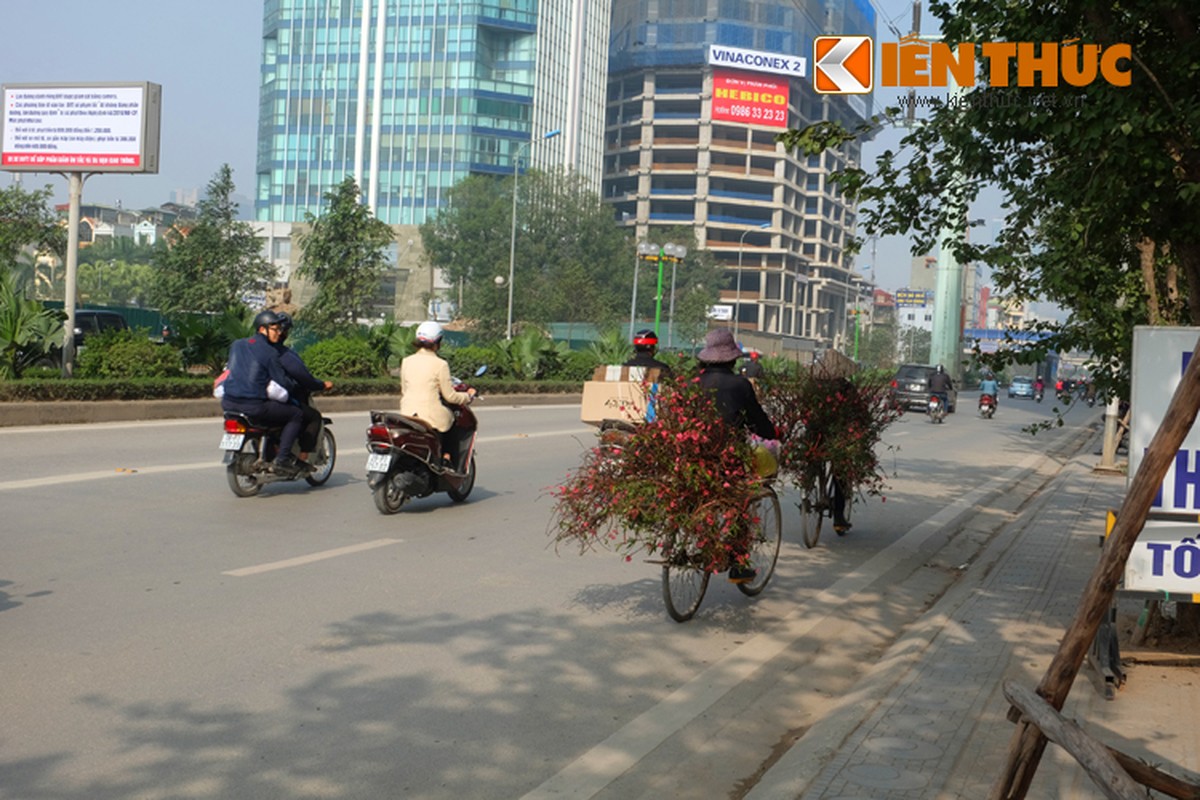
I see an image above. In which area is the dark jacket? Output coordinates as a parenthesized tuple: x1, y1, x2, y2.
(623, 351, 674, 380)
(222, 335, 295, 402)
(929, 372, 954, 393)
(275, 345, 325, 403)
(698, 364, 776, 439)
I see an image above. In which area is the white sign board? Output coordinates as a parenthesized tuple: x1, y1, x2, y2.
(707, 45, 806, 78)
(1127, 326, 1200, 591)
(707, 305, 733, 321)
(1, 82, 161, 173)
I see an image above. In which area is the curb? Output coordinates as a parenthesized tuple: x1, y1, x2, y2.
(0, 393, 584, 428)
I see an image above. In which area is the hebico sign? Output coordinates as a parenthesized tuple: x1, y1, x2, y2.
(813, 34, 1133, 94)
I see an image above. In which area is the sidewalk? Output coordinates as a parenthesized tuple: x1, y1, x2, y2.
(748, 429, 1200, 799)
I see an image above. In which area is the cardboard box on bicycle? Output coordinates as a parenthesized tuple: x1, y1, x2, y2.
(590, 364, 661, 383)
(580, 380, 651, 426)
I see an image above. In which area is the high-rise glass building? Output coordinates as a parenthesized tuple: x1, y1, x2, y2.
(603, 0, 875, 348)
(256, 0, 610, 226)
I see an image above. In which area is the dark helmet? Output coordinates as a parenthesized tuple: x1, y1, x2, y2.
(633, 329, 658, 349)
(276, 311, 293, 332)
(252, 310, 283, 331)
(935, 364, 945, 374)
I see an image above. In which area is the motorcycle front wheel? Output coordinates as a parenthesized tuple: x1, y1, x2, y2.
(447, 455, 476, 502)
(226, 438, 263, 498)
(305, 428, 337, 486)
(373, 472, 409, 514)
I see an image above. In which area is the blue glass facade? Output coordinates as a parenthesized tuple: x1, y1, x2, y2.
(256, 0, 540, 224)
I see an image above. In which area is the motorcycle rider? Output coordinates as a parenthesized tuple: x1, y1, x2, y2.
(696, 328, 777, 583)
(399, 321, 477, 471)
(273, 312, 333, 468)
(928, 364, 954, 413)
(979, 371, 998, 410)
(623, 329, 674, 380)
(220, 310, 304, 476)
(1034, 374, 1045, 399)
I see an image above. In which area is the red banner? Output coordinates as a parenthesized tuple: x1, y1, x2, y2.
(711, 69, 789, 128)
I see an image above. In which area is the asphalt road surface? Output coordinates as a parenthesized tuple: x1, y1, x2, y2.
(0, 393, 1095, 799)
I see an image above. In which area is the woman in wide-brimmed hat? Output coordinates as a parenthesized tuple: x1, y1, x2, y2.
(696, 328, 775, 442)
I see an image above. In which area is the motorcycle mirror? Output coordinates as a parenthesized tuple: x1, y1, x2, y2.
(474, 365, 488, 377)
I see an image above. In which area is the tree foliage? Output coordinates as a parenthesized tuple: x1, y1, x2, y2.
(0, 267, 63, 379)
(150, 164, 273, 314)
(295, 176, 395, 335)
(421, 169, 722, 340)
(0, 183, 64, 275)
(778, 1, 1200, 398)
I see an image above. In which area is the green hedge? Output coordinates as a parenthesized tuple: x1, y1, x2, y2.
(0, 377, 583, 402)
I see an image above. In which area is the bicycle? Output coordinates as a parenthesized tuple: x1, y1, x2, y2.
(797, 461, 853, 549)
(657, 483, 783, 622)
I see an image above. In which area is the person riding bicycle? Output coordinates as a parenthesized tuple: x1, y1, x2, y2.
(624, 329, 674, 380)
(928, 364, 954, 413)
(272, 312, 333, 469)
(220, 310, 304, 476)
(696, 328, 776, 584)
(400, 321, 477, 471)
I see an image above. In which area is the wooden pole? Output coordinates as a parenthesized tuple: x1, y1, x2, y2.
(990, 334, 1200, 800)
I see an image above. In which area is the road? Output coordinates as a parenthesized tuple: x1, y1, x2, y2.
(0, 394, 1097, 799)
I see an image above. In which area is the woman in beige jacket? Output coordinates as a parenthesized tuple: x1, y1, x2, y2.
(400, 322, 476, 452)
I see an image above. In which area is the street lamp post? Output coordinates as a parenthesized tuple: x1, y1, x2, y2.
(633, 241, 658, 338)
(733, 222, 770, 331)
(506, 128, 560, 340)
(661, 242, 687, 343)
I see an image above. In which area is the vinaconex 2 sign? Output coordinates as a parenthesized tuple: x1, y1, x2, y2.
(707, 45, 806, 80)
(813, 34, 1132, 95)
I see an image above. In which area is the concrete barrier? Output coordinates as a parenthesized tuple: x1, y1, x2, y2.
(0, 393, 583, 428)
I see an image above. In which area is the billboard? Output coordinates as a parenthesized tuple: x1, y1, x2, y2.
(1, 82, 161, 173)
(895, 289, 931, 307)
(707, 44, 806, 79)
(1126, 327, 1200, 592)
(711, 70, 788, 128)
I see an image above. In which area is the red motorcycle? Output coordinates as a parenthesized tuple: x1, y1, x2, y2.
(979, 393, 996, 419)
(365, 368, 484, 514)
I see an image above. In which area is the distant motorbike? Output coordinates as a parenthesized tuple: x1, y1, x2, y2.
(365, 367, 485, 514)
(979, 393, 996, 419)
(220, 405, 336, 497)
(1034, 387, 1044, 403)
(928, 394, 947, 424)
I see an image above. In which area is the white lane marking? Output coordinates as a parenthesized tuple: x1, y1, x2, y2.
(223, 538, 403, 576)
(0, 429, 593, 491)
(521, 453, 1041, 799)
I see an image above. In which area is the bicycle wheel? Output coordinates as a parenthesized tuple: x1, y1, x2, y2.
(737, 488, 782, 597)
(662, 544, 710, 623)
(799, 469, 828, 549)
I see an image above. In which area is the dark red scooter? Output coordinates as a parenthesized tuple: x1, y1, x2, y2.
(365, 367, 484, 514)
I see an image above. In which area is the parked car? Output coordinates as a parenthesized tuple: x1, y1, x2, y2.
(890, 363, 958, 412)
(1008, 376, 1035, 399)
(73, 310, 130, 348)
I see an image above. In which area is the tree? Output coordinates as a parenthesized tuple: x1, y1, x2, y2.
(0, 183, 64, 284)
(779, 0, 1200, 399)
(423, 169, 662, 338)
(295, 176, 395, 335)
(859, 319, 899, 370)
(150, 164, 274, 314)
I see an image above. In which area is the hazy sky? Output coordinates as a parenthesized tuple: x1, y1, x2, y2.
(0, 0, 984, 293)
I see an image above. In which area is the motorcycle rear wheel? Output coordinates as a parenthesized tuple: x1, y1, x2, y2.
(226, 439, 263, 498)
(373, 472, 409, 514)
(304, 428, 337, 486)
(447, 455, 476, 502)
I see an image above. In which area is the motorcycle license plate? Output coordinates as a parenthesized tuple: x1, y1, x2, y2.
(220, 433, 245, 450)
(366, 453, 392, 473)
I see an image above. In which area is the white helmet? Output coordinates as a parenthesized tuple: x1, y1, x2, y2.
(415, 320, 444, 344)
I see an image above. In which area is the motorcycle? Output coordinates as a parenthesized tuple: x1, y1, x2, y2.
(1034, 387, 1044, 403)
(928, 394, 947, 424)
(365, 367, 485, 514)
(979, 393, 996, 419)
(220, 404, 337, 497)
